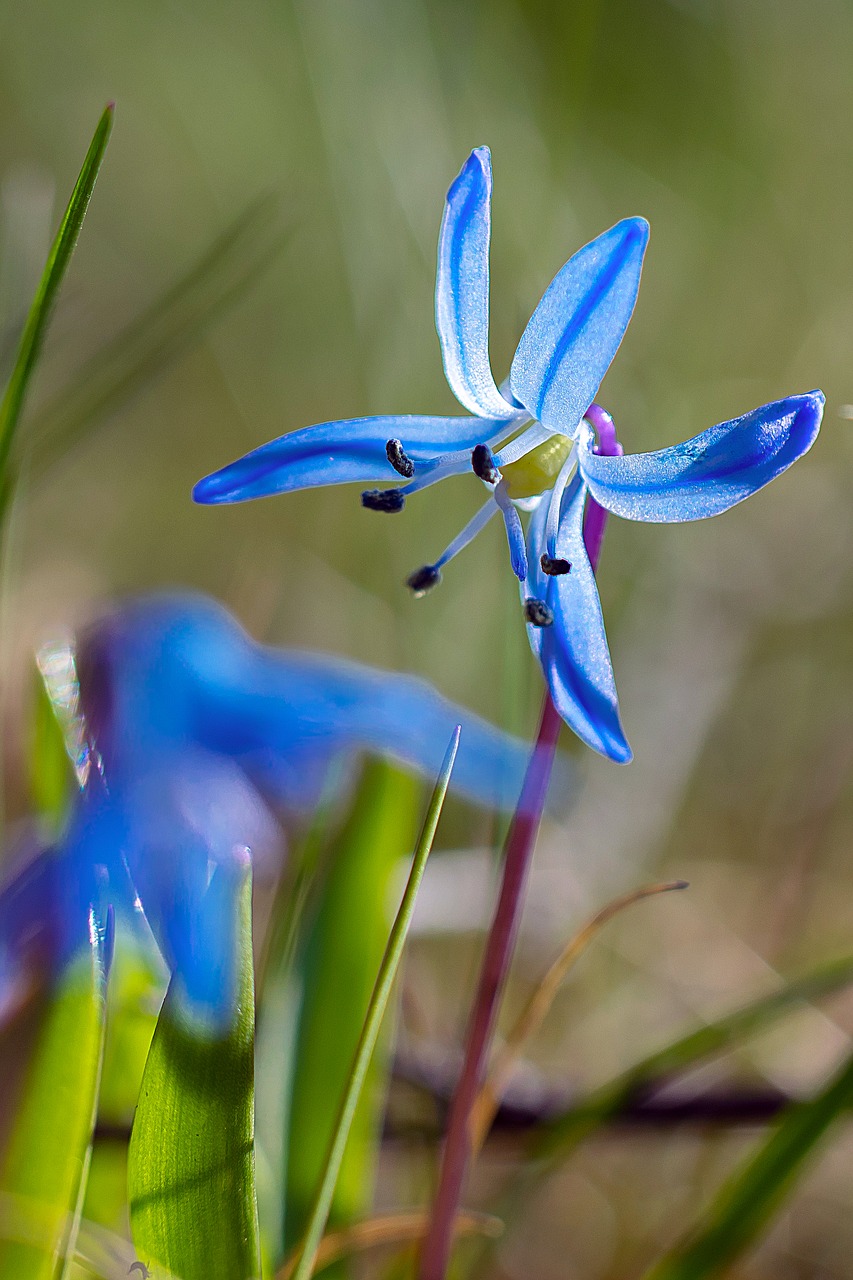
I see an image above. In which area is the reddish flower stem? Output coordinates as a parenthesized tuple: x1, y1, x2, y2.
(418, 405, 620, 1280)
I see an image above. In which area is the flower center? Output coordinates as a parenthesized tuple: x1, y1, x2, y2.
(500, 432, 573, 499)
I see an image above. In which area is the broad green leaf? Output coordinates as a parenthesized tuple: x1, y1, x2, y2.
(0, 105, 112, 502)
(284, 759, 420, 1261)
(644, 1049, 853, 1280)
(26, 193, 289, 479)
(287, 730, 460, 1280)
(536, 951, 853, 1162)
(0, 910, 110, 1280)
(254, 765, 341, 1265)
(128, 870, 260, 1280)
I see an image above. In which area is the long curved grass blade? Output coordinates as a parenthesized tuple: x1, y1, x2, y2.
(471, 880, 688, 1151)
(283, 759, 420, 1259)
(644, 1049, 853, 1280)
(466, 952, 853, 1280)
(0, 907, 110, 1280)
(288, 728, 460, 1280)
(0, 105, 113, 492)
(536, 950, 853, 1162)
(128, 869, 260, 1280)
(26, 193, 290, 477)
(278, 1210, 502, 1280)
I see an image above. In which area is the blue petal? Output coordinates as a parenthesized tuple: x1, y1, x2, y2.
(435, 148, 518, 422)
(509, 218, 649, 434)
(85, 593, 552, 815)
(114, 751, 273, 1033)
(208, 647, 543, 815)
(578, 391, 824, 522)
(525, 477, 631, 762)
(193, 414, 500, 504)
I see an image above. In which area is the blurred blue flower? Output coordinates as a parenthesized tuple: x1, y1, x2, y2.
(1, 593, 546, 1032)
(194, 147, 824, 763)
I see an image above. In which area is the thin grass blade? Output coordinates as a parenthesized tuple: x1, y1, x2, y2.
(536, 950, 853, 1161)
(26, 193, 290, 477)
(0, 907, 110, 1280)
(128, 868, 260, 1280)
(277, 1210, 502, 1280)
(644, 1049, 853, 1280)
(288, 727, 460, 1280)
(27, 660, 75, 835)
(470, 880, 688, 1151)
(0, 105, 113, 493)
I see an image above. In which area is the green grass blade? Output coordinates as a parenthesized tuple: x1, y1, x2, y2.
(0, 105, 113, 491)
(644, 1050, 853, 1280)
(283, 759, 420, 1262)
(0, 909, 110, 1280)
(27, 660, 75, 834)
(128, 868, 260, 1280)
(536, 951, 853, 1161)
(26, 193, 290, 477)
(288, 728, 460, 1280)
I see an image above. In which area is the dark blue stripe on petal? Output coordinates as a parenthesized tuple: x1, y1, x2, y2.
(524, 476, 631, 762)
(579, 391, 824, 522)
(193, 414, 499, 503)
(435, 147, 517, 421)
(510, 218, 648, 436)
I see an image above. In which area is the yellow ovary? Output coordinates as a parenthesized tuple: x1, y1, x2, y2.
(500, 432, 574, 499)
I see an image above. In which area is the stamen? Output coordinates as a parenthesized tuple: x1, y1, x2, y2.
(434, 499, 499, 570)
(386, 438, 415, 478)
(471, 444, 499, 485)
(493, 422, 551, 468)
(540, 554, 571, 576)
(544, 445, 578, 552)
(406, 565, 442, 596)
(524, 598, 554, 627)
(494, 481, 528, 581)
(361, 488, 405, 513)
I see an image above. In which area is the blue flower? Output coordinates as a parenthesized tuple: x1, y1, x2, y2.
(194, 147, 824, 764)
(1, 593, 548, 1031)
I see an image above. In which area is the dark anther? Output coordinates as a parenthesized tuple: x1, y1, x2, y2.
(540, 554, 571, 576)
(524, 598, 554, 627)
(361, 488, 405, 513)
(406, 564, 442, 596)
(386, 438, 415, 478)
(471, 443, 500, 485)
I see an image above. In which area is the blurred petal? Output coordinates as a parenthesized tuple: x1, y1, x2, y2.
(578, 391, 824, 522)
(436, 147, 518, 421)
(510, 218, 648, 434)
(117, 753, 273, 1032)
(526, 476, 631, 762)
(82, 593, 554, 815)
(63, 591, 580, 1028)
(193, 414, 502, 504)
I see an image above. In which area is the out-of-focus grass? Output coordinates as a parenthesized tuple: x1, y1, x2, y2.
(0, 0, 852, 1274)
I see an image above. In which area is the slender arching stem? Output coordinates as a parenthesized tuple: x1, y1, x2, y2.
(418, 404, 620, 1280)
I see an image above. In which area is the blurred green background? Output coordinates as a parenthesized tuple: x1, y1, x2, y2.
(2, 1, 853, 1275)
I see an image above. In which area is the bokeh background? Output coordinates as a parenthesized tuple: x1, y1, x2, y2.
(2, 1, 853, 1275)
